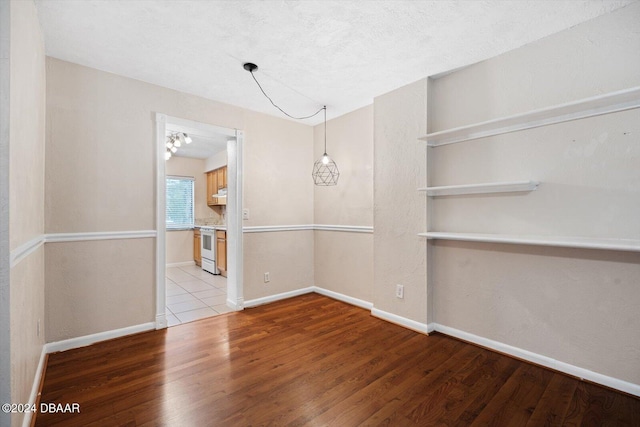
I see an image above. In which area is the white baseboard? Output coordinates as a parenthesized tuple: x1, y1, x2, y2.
(244, 287, 314, 308)
(226, 297, 244, 310)
(432, 323, 640, 398)
(371, 308, 433, 334)
(155, 313, 167, 329)
(45, 322, 156, 354)
(166, 261, 195, 268)
(22, 345, 47, 427)
(312, 286, 373, 310)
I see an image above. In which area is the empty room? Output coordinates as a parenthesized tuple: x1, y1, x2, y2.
(1, 1, 639, 425)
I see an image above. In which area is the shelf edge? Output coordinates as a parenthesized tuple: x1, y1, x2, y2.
(418, 180, 539, 196)
(418, 232, 640, 252)
(419, 86, 640, 146)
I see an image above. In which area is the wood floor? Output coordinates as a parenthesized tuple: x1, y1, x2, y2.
(36, 294, 639, 426)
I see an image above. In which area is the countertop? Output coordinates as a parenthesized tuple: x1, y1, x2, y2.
(194, 225, 226, 231)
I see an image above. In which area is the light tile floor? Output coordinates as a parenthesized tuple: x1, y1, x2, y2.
(166, 265, 231, 326)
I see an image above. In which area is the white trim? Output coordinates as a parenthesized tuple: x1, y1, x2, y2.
(155, 313, 167, 330)
(22, 345, 47, 427)
(313, 225, 374, 233)
(371, 307, 433, 334)
(5, 227, 372, 254)
(243, 225, 315, 233)
(313, 286, 373, 310)
(554, 360, 640, 397)
(226, 131, 244, 313)
(242, 224, 373, 233)
(164, 116, 236, 138)
(432, 323, 640, 397)
(46, 230, 157, 243)
(11, 231, 159, 256)
(419, 231, 640, 252)
(226, 297, 244, 311)
(418, 181, 539, 197)
(155, 113, 168, 331)
(166, 261, 195, 268)
(420, 86, 640, 146)
(45, 322, 156, 354)
(9, 234, 45, 267)
(244, 287, 314, 308)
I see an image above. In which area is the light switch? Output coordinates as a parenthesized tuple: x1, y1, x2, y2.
(242, 209, 249, 220)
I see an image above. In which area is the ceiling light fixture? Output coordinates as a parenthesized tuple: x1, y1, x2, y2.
(164, 132, 192, 161)
(243, 62, 339, 186)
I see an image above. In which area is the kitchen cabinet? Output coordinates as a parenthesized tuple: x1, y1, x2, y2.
(193, 228, 201, 266)
(206, 166, 227, 206)
(206, 171, 217, 206)
(217, 167, 227, 190)
(216, 230, 227, 277)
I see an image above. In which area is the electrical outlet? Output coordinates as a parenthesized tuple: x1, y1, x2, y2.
(396, 284, 404, 299)
(242, 209, 249, 220)
(264, 272, 270, 283)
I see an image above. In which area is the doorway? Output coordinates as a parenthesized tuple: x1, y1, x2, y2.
(154, 114, 243, 329)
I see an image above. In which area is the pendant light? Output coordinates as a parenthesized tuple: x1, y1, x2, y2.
(243, 62, 339, 186)
(312, 106, 339, 186)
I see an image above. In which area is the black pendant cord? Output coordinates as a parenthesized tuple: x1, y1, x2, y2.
(246, 67, 324, 120)
(323, 106, 327, 154)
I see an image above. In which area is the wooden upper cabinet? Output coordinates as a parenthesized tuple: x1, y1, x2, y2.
(206, 171, 218, 206)
(207, 166, 227, 207)
(217, 167, 227, 190)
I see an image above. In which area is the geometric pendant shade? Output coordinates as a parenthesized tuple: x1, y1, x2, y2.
(312, 156, 340, 186)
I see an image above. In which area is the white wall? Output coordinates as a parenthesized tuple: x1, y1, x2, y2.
(428, 3, 640, 385)
(242, 110, 314, 299)
(7, 1, 46, 426)
(313, 106, 374, 303)
(373, 79, 429, 325)
(204, 150, 227, 173)
(0, 1, 11, 422)
(45, 58, 314, 340)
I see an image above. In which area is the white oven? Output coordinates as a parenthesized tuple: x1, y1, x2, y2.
(200, 228, 218, 274)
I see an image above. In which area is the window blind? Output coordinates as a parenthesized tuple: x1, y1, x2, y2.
(166, 176, 194, 230)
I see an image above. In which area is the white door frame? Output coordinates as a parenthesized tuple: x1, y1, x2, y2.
(154, 113, 244, 329)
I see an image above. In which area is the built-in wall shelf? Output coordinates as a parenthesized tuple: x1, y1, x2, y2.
(418, 232, 640, 252)
(419, 86, 640, 147)
(418, 180, 539, 197)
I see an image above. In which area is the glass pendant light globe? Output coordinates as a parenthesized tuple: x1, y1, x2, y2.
(184, 133, 192, 144)
(166, 141, 173, 149)
(165, 151, 171, 160)
(170, 146, 177, 153)
(173, 136, 181, 148)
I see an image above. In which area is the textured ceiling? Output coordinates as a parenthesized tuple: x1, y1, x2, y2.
(34, 0, 635, 125)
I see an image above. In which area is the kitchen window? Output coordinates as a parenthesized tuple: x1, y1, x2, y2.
(166, 176, 194, 230)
